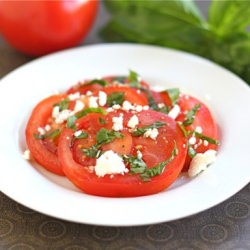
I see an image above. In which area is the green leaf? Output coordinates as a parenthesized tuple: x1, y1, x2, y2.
(162, 88, 180, 105)
(140, 141, 178, 181)
(85, 79, 109, 87)
(34, 129, 61, 140)
(128, 69, 140, 87)
(131, 121, 166, 137)
(66, 107, 106, 129)
(208, 0, 250, 36)
(82, 128, 124, 158)
(182, 104, 201, 126)
(54, 98, 69, 111)
(194, 132, 220, 146)
(101, 0, 206, 53)
(123, 152, 147, 174)
(96, 128, 124, 147)
(107, 91, 125, 107)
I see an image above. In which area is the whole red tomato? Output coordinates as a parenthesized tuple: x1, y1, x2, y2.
(0, 0, 98, 56)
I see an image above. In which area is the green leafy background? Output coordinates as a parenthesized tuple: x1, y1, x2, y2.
(101, 0, 250, 85)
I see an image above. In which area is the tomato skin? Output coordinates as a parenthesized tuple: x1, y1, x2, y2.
(58, 110, 187, 197)
(25, 95, 66, 176)
(176, 95, 219, 171)
(0, 0, 98, 56)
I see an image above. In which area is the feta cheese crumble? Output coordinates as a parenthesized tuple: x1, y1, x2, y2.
(127, 115, 139, 129)
(23, 149, 31, 160)
(168, 104, 180, 120)
(112, 114, 124, 131)
(98, 91, 107, 106)
(94, 150, 128, 177)
(143, 128, 159, 140)
(188, 149, 217, 177)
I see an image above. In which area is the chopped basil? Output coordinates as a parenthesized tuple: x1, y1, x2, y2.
(96, 128, 124, 147)
(194, 132, 220, 145)
(54, 98, 69, 111)
(66, 107, 107, 129)
(82, 128, 124, 158)
(75, 131, 88, 139)
(128, 69, 140, 87)
(140, 141, 178, 181)
(107, 91, 125, 106)
(85, 79, 109, 87)
(99, 117, 107, 125)
(182, 104, 201, 126)
(161, 88, 180, 105)
(131, 121, 166, 136)
(123, 152, 147, 174)
(34, 129, 61, 140)
(82, 146, 102, 158)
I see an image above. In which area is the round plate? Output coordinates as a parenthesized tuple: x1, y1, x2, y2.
(0, 44, 249, 226)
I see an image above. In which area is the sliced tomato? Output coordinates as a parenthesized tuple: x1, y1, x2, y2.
(58, 110, 187, 197)
(176, 95, 219, 171)
(25, 95, 66, 175)
(94, 85, 148, 107)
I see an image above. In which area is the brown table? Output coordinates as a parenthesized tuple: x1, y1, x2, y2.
(0, 2, 249, 249)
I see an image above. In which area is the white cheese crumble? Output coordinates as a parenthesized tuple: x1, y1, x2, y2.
(74, 130, 82, 137)
(52, 107, 72, 124)
(23, 149, 31, 160)
(98, 91, 107, 106)
(195, 126, 203, 133)
(45, 124, 51, 132)
(127, 115, 139, 129)
(188, 149, 217, 177)
(168, 104, 180, 120)
(37, 127, 45, 135)
(112, 114, 124, 131)
(88, 96, 99, 108)
(189, 136, 196, 145)
(94, 150, 128, 177)
(74, 100, 85, 112)
(68, 92, 80, 101)
(144, 128, 159, 140)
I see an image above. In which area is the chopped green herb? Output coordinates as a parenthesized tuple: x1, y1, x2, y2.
(128, 69, 140, 87)
(54, 98, 69, 111)
(99, 117, 107, 125)
(85, 79, 109, 87)
(34, 129, 61, 140)
(123, 152, 147, 174)
(66, 107, 106, 129)
(82, 128, 124, 158)
(194, 132, 220, 145)
(140, 141, 178, 181)
(162, 88, 180, 105)
(188, 145, 197, 158)
(131, 121, 166, 136)
(183, 104, 201, 126)
(107, 91, 125, 106)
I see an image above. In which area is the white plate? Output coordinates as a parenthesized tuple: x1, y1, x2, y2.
(0, 44, 249, 226)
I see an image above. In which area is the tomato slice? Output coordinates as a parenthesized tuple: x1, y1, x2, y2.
(176, 95, 219, 171)
(58, 110, 187, 197)
(25, 95, 67, 175)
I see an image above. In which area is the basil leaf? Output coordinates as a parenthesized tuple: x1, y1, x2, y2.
(182, 104, 201, 126)
(128, 69, 140, 87)
(194, 132, 220, 146)
(34, 129, 61, 140)
(96, 128, 124, 147)
(66, 107, 107, 129)
(140, 141, 178, 181)
(82, 146, 102, 158)
(131, 121, 166, 136)
(123, 152, 147, 174)
(99, 117, 107, 125)
(85, 79, 109, 87)
(107, 91, 125, 106)
(82, 129, 124, 158)
(54, 98, 69, 111)
(162, 88, 180, 105)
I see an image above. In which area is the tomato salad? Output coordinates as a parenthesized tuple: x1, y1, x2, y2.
(24, 71, 220, 197)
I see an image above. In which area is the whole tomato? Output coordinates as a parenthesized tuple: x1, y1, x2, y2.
(0, 0, 98, 56)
